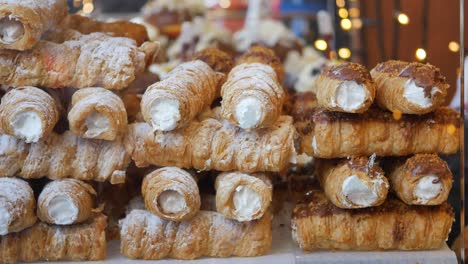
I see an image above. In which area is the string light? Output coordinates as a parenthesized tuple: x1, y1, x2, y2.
(314, 39, 328, 51)
(219, 0, 231, 8)
(341, 18, 352, 30)
(397, 13, 409, 25)
(415, 48, 427, 61)
(338, 48, 351, 59)
(82, 2, 94, 14)
(351, 18, 362, 29)
(336, 0, 345, 8)
(348, 7, 360, 18)
(448, 41, 460, 52)
(338, 8, 348, 18)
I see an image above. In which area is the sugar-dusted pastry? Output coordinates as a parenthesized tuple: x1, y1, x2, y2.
(315, 63, 376, 113)
(142, 167, 200, 221)
(291, 190, 454, 251)
(220, 46, 285, 129)
(141, 50, 226, 131)
(120, 209, 272, 260)
(62, 14, 148, 45)
(0, 31, 159, 90)
(68, 88, 127, 141)
(37, 179, 96, 225)
(384, 154, 453, 205)
(0, 132, 130, 184)
(0, 178, 36, 235)
(215, 172, 272, 222)
(0, 213, 107, 263)
(371, 60, 449, 114)
(294, 93, 460, 158)
(0, 0, 68, 50)
(315, 157, 389, 209)
(125, 116, 296, 173)
(0, 87, 60, 143)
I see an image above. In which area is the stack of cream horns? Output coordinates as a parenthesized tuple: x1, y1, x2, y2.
(291, 61, 459, 251)
(120, 45, 297, 260)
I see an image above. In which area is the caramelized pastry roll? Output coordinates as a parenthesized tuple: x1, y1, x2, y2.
(315, 63, 376, 113)
(120, 210, 272, 260)
(291, 191, 454, 251)
(125, 116, 296, 173)
(0, 178, 36, 235)
(220, 46, 285, 129)
(0, 132, 130, 184)
(0, 0, 67, 50)
(37, 179, 96, 225)
(0, 87, 60, 143)
(215, 172, 272, 221)
(371, 60, 449, 115)
(68, 88, 127, 141)
(384, 154, 453, 205)
(0, 213, 107, 263)
(316, 157, 388, 209)
(142, 167, 200, 221)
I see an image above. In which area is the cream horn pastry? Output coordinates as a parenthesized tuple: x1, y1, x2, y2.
(0, 213, 107, 263)
(371, 60, 449, 115)
(142, 167, 200, 221)
(0, 178, 36, 235)
(315, 63, 376, 113)
(125, 116, 296, 173)
(0, 132, 130, 184)
(294, 93, 460, 158)
(68, 88, 127, 141)
(37, 179, 96, 225)
(62, 14, 149, 46)
(191, 47, 234, 74)
(0, 0, 68, 50)
(291, 190, 454, 251)
(384, 154, 452, 205)
(315, 157, 389, 209)
(120, 209, 272, 260)
(220, 45, 285, 129)
(0, 87, 60, 143)
(0, 31, 159, 90)
(141, 50, 227, 131)
(215, 172, 272, 221)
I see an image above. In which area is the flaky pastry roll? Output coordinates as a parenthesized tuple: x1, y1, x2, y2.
(0, 0, 67, 50)
(371, 60, 449, 114)
(0, 213, 106, 263)
(0, 87, 59, 143)
(291, 191, 454, 251)
(120, 209, 272, 260)
(316, 157, 389, 209)
(220, 46, 285, 129)
(125, 116, 296, 173)
(215, 172, 272, 222)
(0, 177, 36, 236)
(68, 88, 127, 141)
(315, 63, 376, 113)
(142, 167, 200, 221)
(37, 179, 96, 225)
(384, 154, 453, 205)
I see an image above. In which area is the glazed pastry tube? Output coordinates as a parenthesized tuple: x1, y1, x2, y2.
(291, 190, 454, 251)
(371, 60, 449, 115)
(142, 167, 200, 221)
(0, 87, 60, 143)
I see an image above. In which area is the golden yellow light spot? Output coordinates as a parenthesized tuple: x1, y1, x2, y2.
(448, 41, 460, 52)
(314, 39, 328, 51)
(82, 2, 94, 14)
(397, 13, 409, 25)
(393, 110, 402, 120)
(338, 8, 348, 18)
(447, 124, 456, 135)
(336, 0, 345, 8)
(341, 18, 352, 30)
(338, 48, 351, 59)
(349, 7, 360, 18)
(415, 48, 427, 61)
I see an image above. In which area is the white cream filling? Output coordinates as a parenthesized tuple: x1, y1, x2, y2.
(414, 175, 442, 203)
(0, 206, 11, 235)
(342, 175, 378, 207)
(48, 195, 78, 225)
(0, 17, 24, 44)
(334, 81, 367, 111)
(157, 190, 186, 214)
(235, 97, 262, 129)
(11, 111, 43, 143)
(150, 99, 181, 131)
(84, 111, 110, 138)
(403, 79, 441, 108)
(233, 185, 261, 221)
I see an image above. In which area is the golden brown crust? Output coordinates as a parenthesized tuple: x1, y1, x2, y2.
(191, 47, 234, 74)
(237, 45, 284, 82)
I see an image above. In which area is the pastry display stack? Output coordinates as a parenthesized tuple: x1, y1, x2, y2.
(292, 61, 459, 251)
